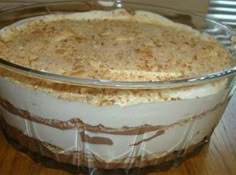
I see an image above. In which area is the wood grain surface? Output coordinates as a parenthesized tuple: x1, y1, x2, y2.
(0, 93, 235, 175)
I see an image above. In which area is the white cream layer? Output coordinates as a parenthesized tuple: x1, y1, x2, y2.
(0, 77, 230, 162)
(0, 77, 229, 127)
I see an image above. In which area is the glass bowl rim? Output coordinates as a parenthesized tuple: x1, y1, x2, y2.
(0, 1, 236, 89)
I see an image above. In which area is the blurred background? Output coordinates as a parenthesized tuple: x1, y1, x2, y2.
(0, 0, 209, 14)
(0, 0, 235, 29)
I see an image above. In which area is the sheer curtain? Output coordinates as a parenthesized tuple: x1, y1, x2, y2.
(208, 0, 236, 29)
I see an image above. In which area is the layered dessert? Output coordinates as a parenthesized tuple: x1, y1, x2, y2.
(0, 9, 235, 171)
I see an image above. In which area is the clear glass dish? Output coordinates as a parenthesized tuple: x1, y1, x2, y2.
(0, 1, 235, 175)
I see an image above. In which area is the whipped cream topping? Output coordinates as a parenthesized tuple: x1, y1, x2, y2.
(0, 10, 234, 106)
(0, 10, 234, 81)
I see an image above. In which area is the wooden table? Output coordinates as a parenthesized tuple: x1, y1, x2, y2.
(0, 93, 235, 175)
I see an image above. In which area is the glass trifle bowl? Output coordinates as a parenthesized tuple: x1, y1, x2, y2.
(0, 1, 235, 174)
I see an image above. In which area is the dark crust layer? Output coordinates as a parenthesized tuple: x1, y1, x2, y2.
(0, 114, 210, 172)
